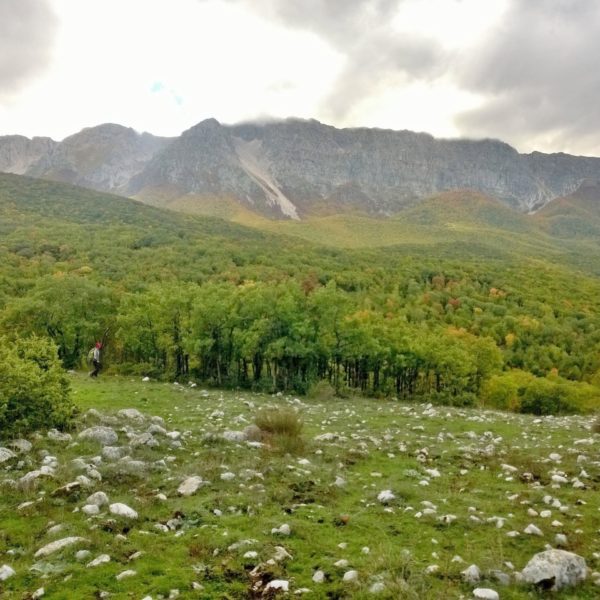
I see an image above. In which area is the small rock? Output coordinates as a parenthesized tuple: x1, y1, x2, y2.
(473, 589, 499, 600)
(343, 570, 359, 582)
(377, 490, 395, 504)
(79, 427, 118, 446)
(264, 580, 289, 592)
(178, 476, 204, 496)
(555, 533, 568, 547)
(87, 554, 111, 567)
(118, 408, 145, 421)
(87, 491, 110, 507)
(524, 524, 543, 536)
(0, 564, 16, 581)
(272, 523, 291, 536)
(82, 504, 100, 516)
(312, 570, 325, 583)
(47, 429, 72, 442)
(34, 537, 88, 558)
(9, 439, 32, 453)
(109, 503, 138, 519)
(462, 564, 481, 584)
(116, 569, 137, 581)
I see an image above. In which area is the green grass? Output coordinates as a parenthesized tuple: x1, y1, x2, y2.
(1, 374, 599, 598)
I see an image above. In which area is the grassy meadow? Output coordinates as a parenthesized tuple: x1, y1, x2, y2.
(1, 373, 599, 598)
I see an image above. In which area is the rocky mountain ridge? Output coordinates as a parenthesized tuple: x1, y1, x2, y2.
(1, 119, 599, 218)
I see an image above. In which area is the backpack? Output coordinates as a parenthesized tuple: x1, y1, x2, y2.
(87, 347, 95, 364)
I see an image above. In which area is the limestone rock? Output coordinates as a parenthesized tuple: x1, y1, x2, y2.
(521, 549, 587, 590)
(178, 476, 204, 496)
(0, 564, 16, 581)
(118, 408, 145, 422)
(0, 448, 16, 463)
(34, 537, 88, 558)
(79, 426, 118, 446)
(109, 503, 138, 519)
(87, 554, 111, 567)
(87, 491, 110, 507)
(462, 564, 481, 583)
(473, 589, 499, 600)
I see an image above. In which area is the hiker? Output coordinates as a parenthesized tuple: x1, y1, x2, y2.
(89, 342, 102, 377)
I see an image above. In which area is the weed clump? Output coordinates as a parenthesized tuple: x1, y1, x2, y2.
(254, 407, 304, 454)
(255, 407, 303, 437)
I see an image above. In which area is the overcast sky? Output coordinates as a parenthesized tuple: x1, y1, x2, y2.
(1, 0, 600, 155)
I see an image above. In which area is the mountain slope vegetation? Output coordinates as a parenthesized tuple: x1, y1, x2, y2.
(1, 173, 600, 413)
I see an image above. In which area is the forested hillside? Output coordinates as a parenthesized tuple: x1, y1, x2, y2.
(2, 173, 600, 413)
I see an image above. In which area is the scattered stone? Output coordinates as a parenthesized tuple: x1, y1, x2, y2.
(178, 476, 204, 496)
(116, 569, 137, 581)
(47, 429, 72, 442)
(34, 537, 88, 558)
(102, 446, 123, 461)
(82, 504, 100, 516)
(272, 546, 292, 562)
(87, 491, 109, 507)
(312, 570, 325, 583)
(50, 481, 81, 497)
(222, 430, 246, 443)
(343, 570, 359, 582)
(264, 580, 289, 592)
(0, 564, 16, 581)
(473, 589, 499, 600)
(75, 550, 91, 561)
(462, 564, 481, 584)
(118, 408, 145, 422)
(109, 503, 138, 519)
(9, 439, 32, 453)
(78, 427, 118, 446)
(521, 549, 587, 590)
(87, 554, 111, 567)
(555, 533, 568, 547)
(377, 490, 395, 504)
(272, 523, 291, 536)
(524, 524, 543, 536)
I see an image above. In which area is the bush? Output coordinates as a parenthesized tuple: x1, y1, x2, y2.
(0, 336, 75, 437)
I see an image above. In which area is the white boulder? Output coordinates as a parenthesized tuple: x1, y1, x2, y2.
(521, 549, 587, 590)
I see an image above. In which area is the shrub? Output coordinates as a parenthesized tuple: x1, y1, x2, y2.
(0, 336, 75, 437)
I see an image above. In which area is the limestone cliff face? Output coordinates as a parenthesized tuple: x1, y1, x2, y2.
(131, 119, 600, 217)
(2, 118, 599, 218)
(25, 124, 172, 194)
(0, 135, 56, 175)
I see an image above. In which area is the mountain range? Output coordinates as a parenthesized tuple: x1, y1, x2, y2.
(1, 118, 599, 220)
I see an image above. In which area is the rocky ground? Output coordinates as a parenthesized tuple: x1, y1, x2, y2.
(0, 374, 599, 599)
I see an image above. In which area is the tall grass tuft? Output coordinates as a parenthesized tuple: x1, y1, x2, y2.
(254, 406, 304, 454)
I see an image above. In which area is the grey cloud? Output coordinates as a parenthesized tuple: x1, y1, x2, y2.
(456, 0, 600, 155)
(0, 0, 58, 101)
(222, 0, 443, 121)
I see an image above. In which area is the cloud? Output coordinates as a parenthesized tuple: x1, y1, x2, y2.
(218, 0, 443, 121)
(455, 0, 600, 155)
(0, 0, 58, 101)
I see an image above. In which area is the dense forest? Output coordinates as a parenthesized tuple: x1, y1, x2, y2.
(2, 173, 600, 414)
